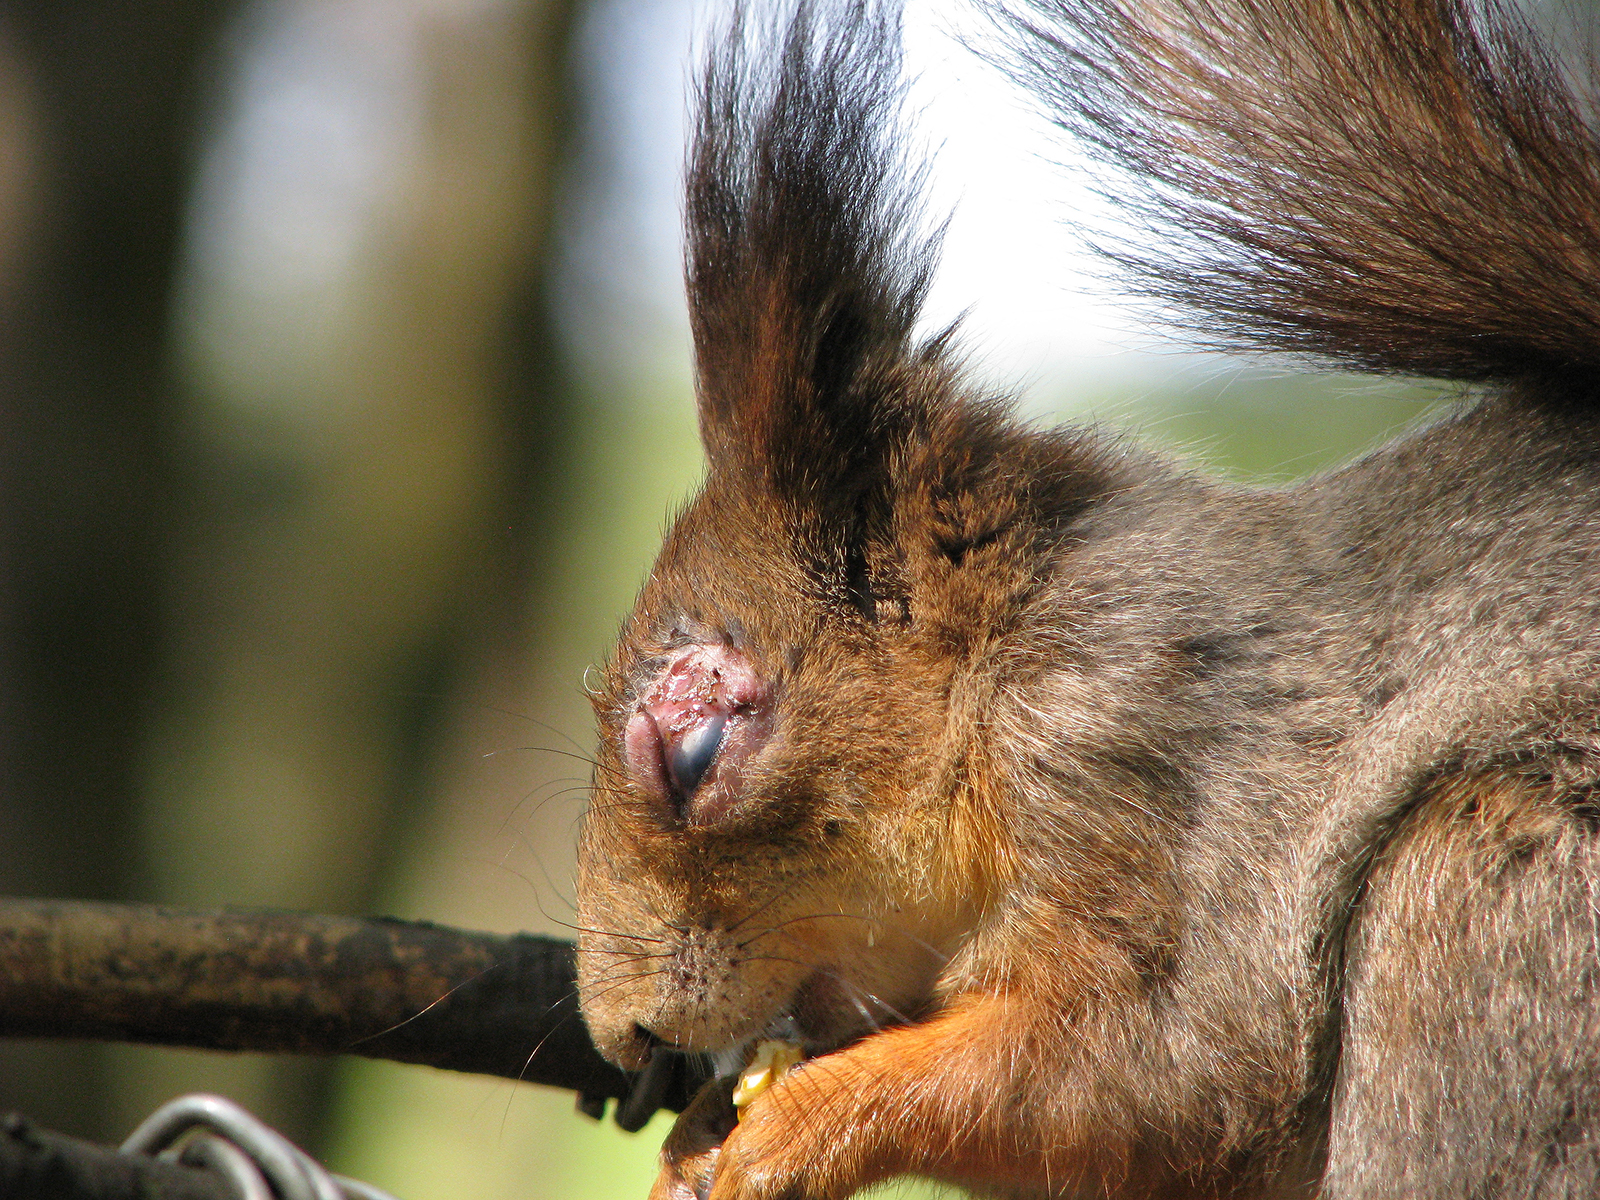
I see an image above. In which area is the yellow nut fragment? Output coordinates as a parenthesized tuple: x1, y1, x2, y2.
(730, 1039, 803, 1117)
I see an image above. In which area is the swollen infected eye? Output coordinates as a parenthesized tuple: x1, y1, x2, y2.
(668, 712, 726, 799)
(623, 642, 773, 825)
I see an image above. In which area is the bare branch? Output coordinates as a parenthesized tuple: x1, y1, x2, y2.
(0, 897, 704, 1116)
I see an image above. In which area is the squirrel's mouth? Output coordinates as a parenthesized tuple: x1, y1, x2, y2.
(683, 975, 876, 1137)
(709, 1012, 807, 1080)
(654, 1017, 811, 1163)
(694, 969, 913, 1117)
(709, 967, 899, 1072)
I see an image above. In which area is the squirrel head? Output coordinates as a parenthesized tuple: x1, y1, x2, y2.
(575, 0, 1121, 1070)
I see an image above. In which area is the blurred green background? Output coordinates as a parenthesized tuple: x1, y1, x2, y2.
(0, 0, 1440, 1196)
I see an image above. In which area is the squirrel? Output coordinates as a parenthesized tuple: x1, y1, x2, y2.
(573, 0, 1600, 1195)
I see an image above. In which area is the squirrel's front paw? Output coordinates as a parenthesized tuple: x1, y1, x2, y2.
(701, 1117, 804, 1200)
(653, 1077, 736, 1200)
(654, 1070, 840, 1200)
(704, 1074, 852, 1200)
(651, 1151, 717, 1200)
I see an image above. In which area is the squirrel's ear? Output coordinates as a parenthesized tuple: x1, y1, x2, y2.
(681, 0, 1124, 634)
(685, 0, 945, 522)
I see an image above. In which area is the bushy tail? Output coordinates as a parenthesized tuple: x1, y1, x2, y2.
(997, 0, 1600, 390)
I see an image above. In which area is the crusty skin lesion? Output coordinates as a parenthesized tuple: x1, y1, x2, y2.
(572, 0, 1600, 1196)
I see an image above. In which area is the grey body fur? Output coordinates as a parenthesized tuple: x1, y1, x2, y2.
(992, 394, 1600, 1193)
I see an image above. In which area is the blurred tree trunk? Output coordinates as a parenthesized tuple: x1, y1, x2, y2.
(0, 0, 587, 1159)
(119, 0, 585, 1158)
(0, 0, 240, 1141)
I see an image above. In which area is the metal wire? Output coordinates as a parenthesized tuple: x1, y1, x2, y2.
(176, 1135, 276, 1200)
(122, 1093, 402, 1200)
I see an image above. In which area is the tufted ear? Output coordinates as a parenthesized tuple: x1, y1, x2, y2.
(684, 0, 948, 527)
(677, 0, 1125, 635)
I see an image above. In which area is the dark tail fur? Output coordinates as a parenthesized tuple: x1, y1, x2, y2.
(995, 0, 1600, 393)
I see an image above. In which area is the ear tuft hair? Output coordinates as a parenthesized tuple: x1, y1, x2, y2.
(686, 0, 946, 498)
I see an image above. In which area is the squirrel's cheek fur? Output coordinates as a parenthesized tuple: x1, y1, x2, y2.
(574, 0, 1600, 1196)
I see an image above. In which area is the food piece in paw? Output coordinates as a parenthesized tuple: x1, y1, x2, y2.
(730, 1039, 803, 1118)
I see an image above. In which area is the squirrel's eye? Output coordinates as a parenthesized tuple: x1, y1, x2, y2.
(668, 712, 726, 799)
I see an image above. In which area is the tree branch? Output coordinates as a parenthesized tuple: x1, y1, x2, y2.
(0, 897, 704, 1118)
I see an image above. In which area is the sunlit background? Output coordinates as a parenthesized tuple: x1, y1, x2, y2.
(0, 0, 1441, 1195)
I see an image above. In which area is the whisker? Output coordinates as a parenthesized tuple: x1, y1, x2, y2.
(737, 911, 952, 967)
(554, 917, 674, 944)
(735, 952, 919, 1028)
(344, 960, 506, 1048)
(724, 877, 807, 935)
(575, 969, 667, 1009)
